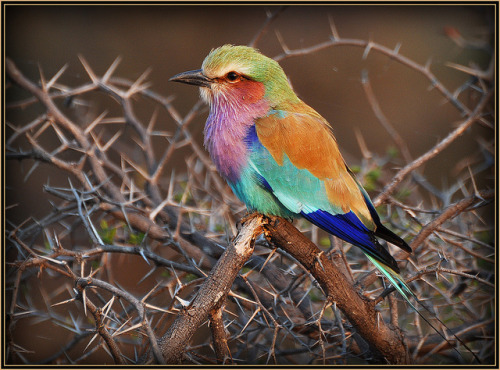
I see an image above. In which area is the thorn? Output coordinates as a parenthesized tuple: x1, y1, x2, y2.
(362, 41, 373, 60)
(393, 42, 401, 55)
(175, 296, 191, 308)
(238, 307, 261, 336)
(47, 64, 68, 90)
(78, 54, 99, 84)
(86, 212, 104, 247)
(51, 297, 77, 307)
(114, 321, 144, 338)
(316, 251, 326, 272)
(137, 266, 157, 285)
(48, 119, 70, 145)
(424, 57, 433, 72)
(328, 14, 340, 40)
(354, 127, 372, 159)
(146, 108, 159, 134)
(259, 248, 278, 272)
(127, 67, 152, 97)
(23, 161, 39, 182)
(82, 288, 88, 317)
(121, 154, 152, 181)
(468, 166, 485, 202)
(139, 247, 150, 265)
(84, 110, 108, 134)
(101, 129, 123, 152)
(101, 296, 115, 320)
(361, 68, 369, 84)
(149, 196, 170, 221)
(102, 56, 123, 84)
(274, 30, 290, 54)
(84, 332, 99, 352)
(53, 231, 62, 250)
(89, 266, 101, 278)
(38, 63, 47, 91)
(38, 255, 65, 265)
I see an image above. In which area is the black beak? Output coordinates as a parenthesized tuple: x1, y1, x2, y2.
(169, 69, 212, 88)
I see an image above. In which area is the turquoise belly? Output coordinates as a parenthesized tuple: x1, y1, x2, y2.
(228, 165, 296, 219)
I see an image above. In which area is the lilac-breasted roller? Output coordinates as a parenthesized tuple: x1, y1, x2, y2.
(170, 44, 415, 303)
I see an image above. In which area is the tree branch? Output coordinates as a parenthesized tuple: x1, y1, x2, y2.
(154, 214, 263, 363)
(262, 215, 410, 364)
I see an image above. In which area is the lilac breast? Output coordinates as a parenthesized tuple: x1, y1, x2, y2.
(204, 89, 269, 182)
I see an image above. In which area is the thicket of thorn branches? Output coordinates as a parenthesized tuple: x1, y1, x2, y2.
(5, 10, 495, 365)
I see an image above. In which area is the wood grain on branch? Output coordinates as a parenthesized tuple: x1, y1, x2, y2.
(261, 215, 411, 364)
(155, 214, 263, 363)
(209, 306, 233, 364)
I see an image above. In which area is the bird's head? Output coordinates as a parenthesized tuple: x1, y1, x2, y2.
(170, 45, 299, 109)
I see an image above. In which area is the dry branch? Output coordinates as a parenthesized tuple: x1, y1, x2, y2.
(5, 14, 494, 365)
(155, 214, 263, 363)
(262, 215, 410, 364)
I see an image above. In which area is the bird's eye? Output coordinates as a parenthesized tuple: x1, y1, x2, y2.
(226, 72, 239, 82)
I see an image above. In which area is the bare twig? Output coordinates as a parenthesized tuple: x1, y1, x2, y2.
(6, 14, 493, 365)
(156, 215, 263, 364)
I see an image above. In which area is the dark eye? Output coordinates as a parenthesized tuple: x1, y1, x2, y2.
(226, 72, 239, 82)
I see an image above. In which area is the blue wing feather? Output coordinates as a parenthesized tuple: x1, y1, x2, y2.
(300, 209, 401, 273)
(301, 209, 371, 248)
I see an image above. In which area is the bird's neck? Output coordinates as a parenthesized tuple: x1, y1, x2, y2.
(204, 83, 269, 182)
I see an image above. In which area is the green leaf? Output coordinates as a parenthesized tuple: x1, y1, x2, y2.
(366, 168, 381, 182)
(319, 237, 330, 247)
(386, 146, 399, 159)
(161, 270, 171, 278)
(98, 219, 117, 244)
(309, 289, 322, 302)
(351, 165, 361, 173)
(128, 231, 145, 245)
(395, 187, 412, 201)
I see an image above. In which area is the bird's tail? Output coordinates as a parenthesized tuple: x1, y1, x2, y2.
(365, 255, 480, 364)
(366, 255, 417, 309)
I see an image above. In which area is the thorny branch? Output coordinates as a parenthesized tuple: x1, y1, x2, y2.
(5, 13, 494, 366)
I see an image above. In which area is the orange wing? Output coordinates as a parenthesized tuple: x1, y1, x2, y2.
(255, 104, 374, 229)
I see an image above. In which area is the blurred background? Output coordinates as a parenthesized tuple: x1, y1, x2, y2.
(6, 4, 494, 219)
(5, 4, 495, 364)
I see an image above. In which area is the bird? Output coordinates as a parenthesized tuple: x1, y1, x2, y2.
(169, 44, 415, 302)
(170, 45, 482, 363)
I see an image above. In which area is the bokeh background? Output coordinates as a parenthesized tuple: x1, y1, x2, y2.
(5, 4, 495, 364)
(6, 5, 494, 221)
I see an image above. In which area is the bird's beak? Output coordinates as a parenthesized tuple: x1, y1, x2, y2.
(169, 69, 212, 88)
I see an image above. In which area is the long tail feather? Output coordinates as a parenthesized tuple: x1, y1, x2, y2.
(366, 255, 481, 364)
